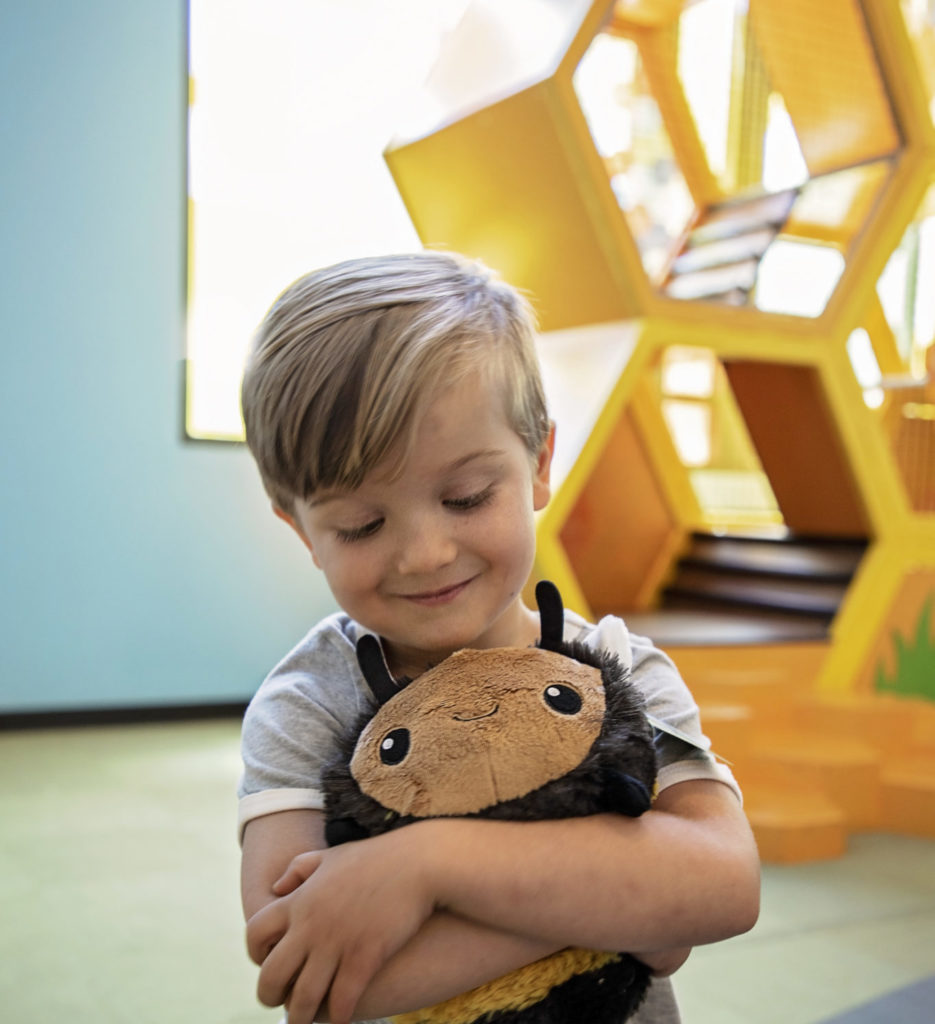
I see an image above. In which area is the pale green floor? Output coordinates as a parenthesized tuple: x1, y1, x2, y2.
(2, 720, 933, 1024)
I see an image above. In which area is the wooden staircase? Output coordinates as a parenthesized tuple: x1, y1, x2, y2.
(662, 532, 866, 629)
(625, 534, 935, 863)
(661, 189, 797, 304)
(698, 688, 935, 864)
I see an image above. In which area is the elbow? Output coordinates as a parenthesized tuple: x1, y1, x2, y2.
(721, 842, 761, 940)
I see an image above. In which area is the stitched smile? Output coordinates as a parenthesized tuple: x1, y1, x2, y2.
(453, 704, 499, 721)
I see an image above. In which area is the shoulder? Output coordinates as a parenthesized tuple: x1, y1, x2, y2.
(564, 610, 687, 701)
(266, 611, 366, 680)
(238, 612, 383, 807)
(240, 612, 377, 767)
(563, 608, 708, 749)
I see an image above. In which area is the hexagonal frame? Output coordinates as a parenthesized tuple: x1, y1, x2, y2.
(388, 0, 935, 710)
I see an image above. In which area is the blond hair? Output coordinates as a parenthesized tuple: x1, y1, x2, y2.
(241, 251, 550, 512)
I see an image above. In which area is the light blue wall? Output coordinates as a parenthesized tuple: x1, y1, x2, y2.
(0, 2, 336, 712)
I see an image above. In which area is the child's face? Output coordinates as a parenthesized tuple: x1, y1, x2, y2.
(281, 371, 553, 676)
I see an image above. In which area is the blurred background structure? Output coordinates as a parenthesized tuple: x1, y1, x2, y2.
(371, 0, 935, 865)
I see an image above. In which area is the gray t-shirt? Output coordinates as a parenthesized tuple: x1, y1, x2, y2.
(239, 610, 739, 1023)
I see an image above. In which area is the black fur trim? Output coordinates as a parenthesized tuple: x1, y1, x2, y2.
(470, 954, 650, 1024)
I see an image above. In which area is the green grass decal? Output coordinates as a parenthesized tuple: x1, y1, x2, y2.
(875, 594, 935, 701)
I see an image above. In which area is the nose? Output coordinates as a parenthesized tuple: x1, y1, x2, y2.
(394, 511, 458, 576)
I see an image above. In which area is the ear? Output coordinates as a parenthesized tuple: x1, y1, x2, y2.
(272, 504, 321, 567)
(532, 422, 555, 511)
(535, 580, 565, 652)
(356, 634, 401, 706)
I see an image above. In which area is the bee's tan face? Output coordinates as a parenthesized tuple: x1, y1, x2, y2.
(350, 647, 606, 817)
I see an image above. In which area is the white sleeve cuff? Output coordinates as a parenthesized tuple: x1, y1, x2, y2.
(238, 787, 324, 844)
(655, 759, 743, 806)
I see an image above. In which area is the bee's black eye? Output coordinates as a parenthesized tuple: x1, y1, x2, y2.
(543, 684, 582, 714)
(379, 728, 410, 765)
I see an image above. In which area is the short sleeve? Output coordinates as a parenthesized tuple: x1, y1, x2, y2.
(237, 615, 376, 840)
(574, 613, 741, 803)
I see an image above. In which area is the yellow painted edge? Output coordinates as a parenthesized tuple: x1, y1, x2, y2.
(861, 0, 935, 152)
(861, 292, 906, 376)
(630, 376, 702, 530)
(557, 0, 620, 75)
(815, 343, 911, 535)
(543, 75, 654, 312)
(821, 150, 934, 334)
(531, 528, 594, 621)
(818, 537, 935, 693)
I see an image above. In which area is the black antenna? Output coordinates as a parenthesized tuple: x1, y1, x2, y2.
(535, 580, 565, 652)
(356, 635, 400, 706)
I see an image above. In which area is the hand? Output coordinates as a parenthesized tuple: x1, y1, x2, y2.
(635, 946, 692, 977)
(246, 825, 438, 1024)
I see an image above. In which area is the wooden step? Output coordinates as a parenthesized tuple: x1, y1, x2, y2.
(670, 227, 776, 276)
(661, 189, 797, 303)
(908, 701, 935, 748)
(682, 535, 866, 581)
(743, 783, 848, 863)
(879, 754, 935, 839)
(697, 702, 754, 763)
(626, 606, 831, 646)
(793, 695, 923, 757)
(665, 568, 846, 618)
(687, 189, 797, 246)
(740, 733, 882, 829)
(664, 259, 759, 301)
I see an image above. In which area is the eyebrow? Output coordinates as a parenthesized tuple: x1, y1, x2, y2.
(308, 448, 507, 508)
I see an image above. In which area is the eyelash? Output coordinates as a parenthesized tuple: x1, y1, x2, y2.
(334, 487, 495, 544)
(444, 485, 495, 512)
(335, 519, 383, 544)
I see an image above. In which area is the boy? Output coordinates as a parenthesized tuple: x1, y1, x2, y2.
(238, 251, 760, 1024)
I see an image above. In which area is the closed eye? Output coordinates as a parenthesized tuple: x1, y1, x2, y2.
(444, 486, 494, 512)
(336, 518, 384, 543)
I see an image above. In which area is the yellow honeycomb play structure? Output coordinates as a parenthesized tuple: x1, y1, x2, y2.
(385, 0, 935, 862)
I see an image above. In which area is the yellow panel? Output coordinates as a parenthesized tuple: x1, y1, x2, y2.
(386, 82, 641, 331)
(724, 361, 871, 537)
(855, 569, 935, 700)
(748, 0, 900, 174)
(819, 536, 935, 694)
(559, 406, 680, 615)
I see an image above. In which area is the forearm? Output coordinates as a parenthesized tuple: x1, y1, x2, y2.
(340, 919, 688, 1020)
(243, 782, 756, 1023)
(419, 781, 760, 955)
(244, 810, 558, 1020)
(316, 913, 558, 1021)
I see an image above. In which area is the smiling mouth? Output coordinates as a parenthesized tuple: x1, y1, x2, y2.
(402, 578, 474, 604)
(453, 703, 499, 722)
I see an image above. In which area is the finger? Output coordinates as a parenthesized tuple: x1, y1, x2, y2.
(282, 952, 337, 1024)
(326, 946, 386, 1024)
(257, 942, 307, 1009)
(246, 902, 287, 965)
(273, 851, 322, 895)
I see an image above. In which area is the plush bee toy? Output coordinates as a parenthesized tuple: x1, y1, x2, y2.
(321, 581, 658, 1024)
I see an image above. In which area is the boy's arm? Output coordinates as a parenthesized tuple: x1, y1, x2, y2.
(246, 778, 758, 1023)
(242, 808, 562, 1019)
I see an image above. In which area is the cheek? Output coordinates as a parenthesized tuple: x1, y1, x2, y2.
(316, 544, 379, 595)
